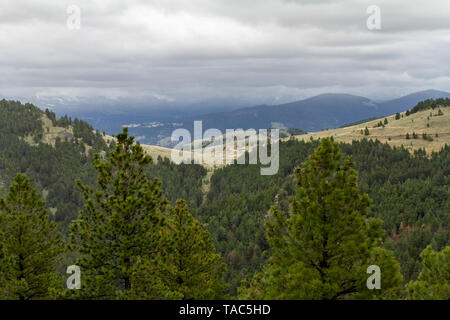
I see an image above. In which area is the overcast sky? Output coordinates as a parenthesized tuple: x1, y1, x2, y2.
(1, 0, 449, 111)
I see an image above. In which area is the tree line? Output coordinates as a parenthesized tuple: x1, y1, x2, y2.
(0, 99, 448, 299)
(0, 128, 226, 300)
(196, 137, 449, 294)
(0, 131, 448, 299)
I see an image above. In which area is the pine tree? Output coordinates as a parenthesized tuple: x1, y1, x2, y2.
(407, 245, 449, 300)
(364, 127, 370, 136)
(395, 112, 401, 120)
(143, 200, 227, 299)
(384, 118, 388, 125)
(70, 128, 170, 299)
(239, 138, 403, 300)
(0, 174, 65, 300)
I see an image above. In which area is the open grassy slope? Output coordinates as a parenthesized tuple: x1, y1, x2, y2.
(22, 113, 174, 161)
(287, 106, 450, 154)
(103, 133, 173, 161)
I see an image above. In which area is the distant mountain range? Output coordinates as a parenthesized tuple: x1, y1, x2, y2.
(373, 90, 450, 116)
(182, 89, 450, 131)
(118, 89, 449, 146)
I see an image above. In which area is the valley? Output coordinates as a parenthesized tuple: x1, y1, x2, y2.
(0, 97, 448, 298)
(109, 90, 450, 147)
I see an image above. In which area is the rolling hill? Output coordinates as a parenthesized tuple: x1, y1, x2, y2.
(183, 89, 450, 133)
(0, 98, 448, 297)
(123, 90, 450, 146)
(376, 89, 450, 115)
(288, 101, 450, 154)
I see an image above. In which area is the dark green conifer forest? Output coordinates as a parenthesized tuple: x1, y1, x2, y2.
(0, 99, 448, 300)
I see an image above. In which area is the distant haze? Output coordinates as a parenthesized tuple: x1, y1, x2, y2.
(106, 90, 450, 146)
(1, 0, 449, 112)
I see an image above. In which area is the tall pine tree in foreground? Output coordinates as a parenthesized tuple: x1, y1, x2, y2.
(70, 128, 170, 299)
(239, 138, 403, 300)
(407, 245, 449, 300)
(160, 200, 227, 299)
(0, 174, 65, 300)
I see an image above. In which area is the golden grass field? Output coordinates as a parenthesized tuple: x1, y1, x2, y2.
(26, 106, 449, 164)
(22, 115, 173, 162)
(137, 105, 450, 165)
(286, 106, 450, 154)
(23, 115, 75, 147)
(103, 133, 173, 162)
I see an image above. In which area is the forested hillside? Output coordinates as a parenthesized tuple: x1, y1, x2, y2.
(0, 100, 206, 235)
(195, 139, 449, 294)
(0, 98, 448, 299)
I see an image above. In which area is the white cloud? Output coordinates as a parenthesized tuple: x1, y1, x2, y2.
(0, 0, 449, 110)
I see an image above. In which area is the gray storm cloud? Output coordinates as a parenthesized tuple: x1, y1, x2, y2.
(0, 0, 449, 110)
